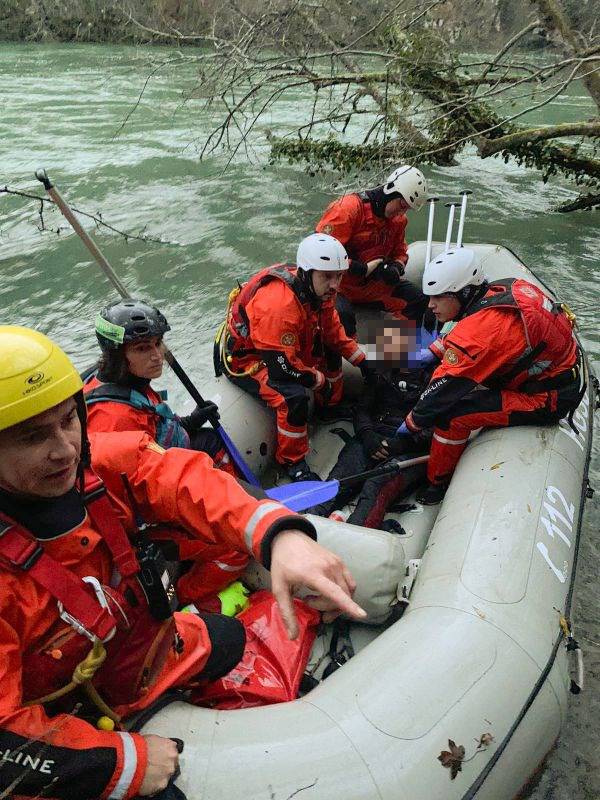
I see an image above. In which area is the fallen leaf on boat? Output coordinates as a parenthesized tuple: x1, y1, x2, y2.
(490, 462, 505, 470)
(478, 732, 494, 747)
(527, 504, 532, 513)
(438, 739, 465, 779)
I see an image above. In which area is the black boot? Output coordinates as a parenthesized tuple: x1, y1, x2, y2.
(416, 481, 448, 505)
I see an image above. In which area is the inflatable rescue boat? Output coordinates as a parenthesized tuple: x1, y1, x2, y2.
(138, 241, 596, 800)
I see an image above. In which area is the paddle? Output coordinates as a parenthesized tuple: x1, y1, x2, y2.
(267, 454, 430, 512)
(35, 168, 261, 487)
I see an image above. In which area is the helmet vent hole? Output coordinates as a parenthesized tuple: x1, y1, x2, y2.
(427, 280, 436, 286)
(472, 269, 478, 275)
(320, 256, 331, 261)
(435, 259, 443, 264)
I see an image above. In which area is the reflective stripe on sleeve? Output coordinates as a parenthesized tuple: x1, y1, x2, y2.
(277, 426, 307, 439)
(214, 560, 243, 571)
(433, 432, 469, 446)
(313, 371, 325, 389)
(109, 733, 138, 800)
(328, 371, 343, 383)
(348, 349, 364, 364)
(244, 501, 284, 551)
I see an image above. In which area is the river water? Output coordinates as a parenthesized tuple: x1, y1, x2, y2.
(1, 43, 599, 799)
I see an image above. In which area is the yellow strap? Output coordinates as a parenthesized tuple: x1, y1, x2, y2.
(560, 303, 577, 328)
(24, 639, 120, 722)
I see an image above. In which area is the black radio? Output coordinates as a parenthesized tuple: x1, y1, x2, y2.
(121, 474, 179, 621)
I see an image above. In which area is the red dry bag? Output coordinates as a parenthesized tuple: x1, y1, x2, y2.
(194, 590, 320, 709)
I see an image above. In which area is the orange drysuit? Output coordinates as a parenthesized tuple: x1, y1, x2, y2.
(0, 430, 314, 800)
(316, 193, 427, 321)
(225, 265, 365, 464)
(84, 375, 242, 603)
(405, 280, 580, 484)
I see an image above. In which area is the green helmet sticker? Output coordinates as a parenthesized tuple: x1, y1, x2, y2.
(95, 315, 125, 344)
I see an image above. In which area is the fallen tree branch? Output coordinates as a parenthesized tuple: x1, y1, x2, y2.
(1, 187, 174, 244)
(478, 121, 600, 157)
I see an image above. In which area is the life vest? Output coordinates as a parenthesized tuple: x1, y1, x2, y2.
(84, 376, 190, 449)
(0, 471, 178, 709)
(461, 278, 578, 390)
(227, 263, 308, 354)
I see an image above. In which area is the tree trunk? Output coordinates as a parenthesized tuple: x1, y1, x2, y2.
(531, 0, 600, 112)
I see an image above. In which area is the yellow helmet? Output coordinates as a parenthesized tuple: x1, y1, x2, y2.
(0, 326, 83, 433)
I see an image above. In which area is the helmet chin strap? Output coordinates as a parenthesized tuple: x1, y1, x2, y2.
(456, 281, 489, 317)
(365, 187, 398, 218)
(297, 268, 321, 307)
(75, 391, 91, 493)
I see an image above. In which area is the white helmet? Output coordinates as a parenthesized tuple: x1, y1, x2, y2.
(296, 233, 349, 272)
(383, 165, 427, 210)
(422, 248, 485, 296)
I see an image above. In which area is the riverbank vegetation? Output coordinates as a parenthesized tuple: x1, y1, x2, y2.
(2, 0, 598, 211)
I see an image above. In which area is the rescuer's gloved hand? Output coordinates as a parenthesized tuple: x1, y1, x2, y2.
(180, 401, 220, 432)
(373, 260, 404, 285)
(348, 259, 368, 277)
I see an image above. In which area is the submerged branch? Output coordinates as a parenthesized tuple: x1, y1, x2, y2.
(555, 192, 600, 212)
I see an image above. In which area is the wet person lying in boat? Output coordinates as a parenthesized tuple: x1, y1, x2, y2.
(0, 326, 365, 800)
(395, 247, 582, 505)
(216, 233, 367, 483)
(315, 165, 430, 336)
(83, 299, 251, 604)
(305, 320, 434, 529)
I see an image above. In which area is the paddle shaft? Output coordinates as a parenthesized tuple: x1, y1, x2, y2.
(337, 454, 429, 486)
(265, 453, 430, 511)
(35, 169, 261, 486)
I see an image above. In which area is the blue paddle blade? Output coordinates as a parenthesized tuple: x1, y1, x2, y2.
(266, 479, 340, 512)
(216, 424, 261, 487)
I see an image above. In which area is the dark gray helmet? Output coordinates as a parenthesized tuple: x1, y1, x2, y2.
(95, 299, 170, 352)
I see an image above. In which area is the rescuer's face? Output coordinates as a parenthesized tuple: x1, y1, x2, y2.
(428, 294, 461, 322)
(384, 197, 410, 218)
(311, 270, 345, 299)
(0, 397, 81, 498)
(124, 336, 165, 379)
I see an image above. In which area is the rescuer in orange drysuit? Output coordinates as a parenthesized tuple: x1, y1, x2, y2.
(219, 234, 366, 481)
(392, 248, 582, 504)
(315, 165, 429, 332)
(0, 326, 365, 800)
(83, 299, 244, 605)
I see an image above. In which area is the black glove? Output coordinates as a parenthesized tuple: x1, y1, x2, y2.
(373, 260, 404, 285)
(360, 429, 386, 457)
(348, 259, 368, 277)
(180, 400, 219, 432)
